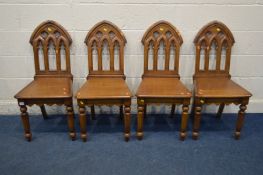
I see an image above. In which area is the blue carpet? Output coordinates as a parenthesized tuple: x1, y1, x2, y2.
(0, 113, 263, 175)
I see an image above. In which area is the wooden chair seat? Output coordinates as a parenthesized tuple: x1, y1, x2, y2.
(195, 78, 251, 98)
(137, 77, 191, 98)
(76, 78, 131, 99)
(15, 78, 72, 99)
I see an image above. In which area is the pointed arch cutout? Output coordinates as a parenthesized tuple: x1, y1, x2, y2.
(30, 20, 72, 45)
(142, 20, 183, 78)
(85, 20, 126, 45)
(85, 21, 126, 77)
(29, 20, 72, 75)
(142, 20, 183, 46)
(194, 21, 235, 46)
(193, 21, 235, 78)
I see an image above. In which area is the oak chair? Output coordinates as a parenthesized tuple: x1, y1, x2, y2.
(136, 21, 192, 140)
(192, 21, 252, 140)
(76, 21, 132, 142)
(14, 20, 76, 141)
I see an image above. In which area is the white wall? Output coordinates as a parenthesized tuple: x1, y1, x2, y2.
(0, 0, 263, 115)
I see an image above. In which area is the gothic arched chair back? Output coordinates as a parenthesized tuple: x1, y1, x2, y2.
(141, 20, 183, 78)
(85, 20, 126, 78)
(14, 20, 75, 141)
(192, 21, 252, 141)
(76, 21, 132, 142)
(30, 20, 72, 77)
(193, 21, 235, 78)
(136, 21, 191, 141)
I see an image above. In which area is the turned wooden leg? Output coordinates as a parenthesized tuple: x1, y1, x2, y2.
(20, 105, 32, 141)
(144, 104, 147, 118)
(216, 103, 225, 119)
(79, 105, 87, 142)
(137, 103, 144, 140)
(171, 104, 175, 117)
(91, 105, 96, 120)
(235, 104, 247, 140)
(120, 105, 124, 119)
(124, 105, 131, 141)
(192, 103, 202, 140)
(40, 105, 48, 120)
(180, 104, 189, 141)
(66, 104, 76, 141)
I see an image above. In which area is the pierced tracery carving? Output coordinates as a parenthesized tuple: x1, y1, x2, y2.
(141, 21, 183, 77)
(30, 20, 72, 75)
(85, 21, 126, 76)
(194, 21, 235, 78)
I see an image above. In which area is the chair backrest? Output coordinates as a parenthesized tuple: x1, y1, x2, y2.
(30, 20, 72, 78)
(141, 21, 183, 78)
(193, 21, 235, 79)
(85, 21, 126, 78)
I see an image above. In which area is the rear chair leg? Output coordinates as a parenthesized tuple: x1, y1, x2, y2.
(216, 103, 225, 119)
(190, 99, 196, 118)
(120, 105, 124, 119)
(171, 104, 175, 117)
(91, 105, 96, 120)
(144, 104, 147, 118)
(40, 105, 48, 119)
